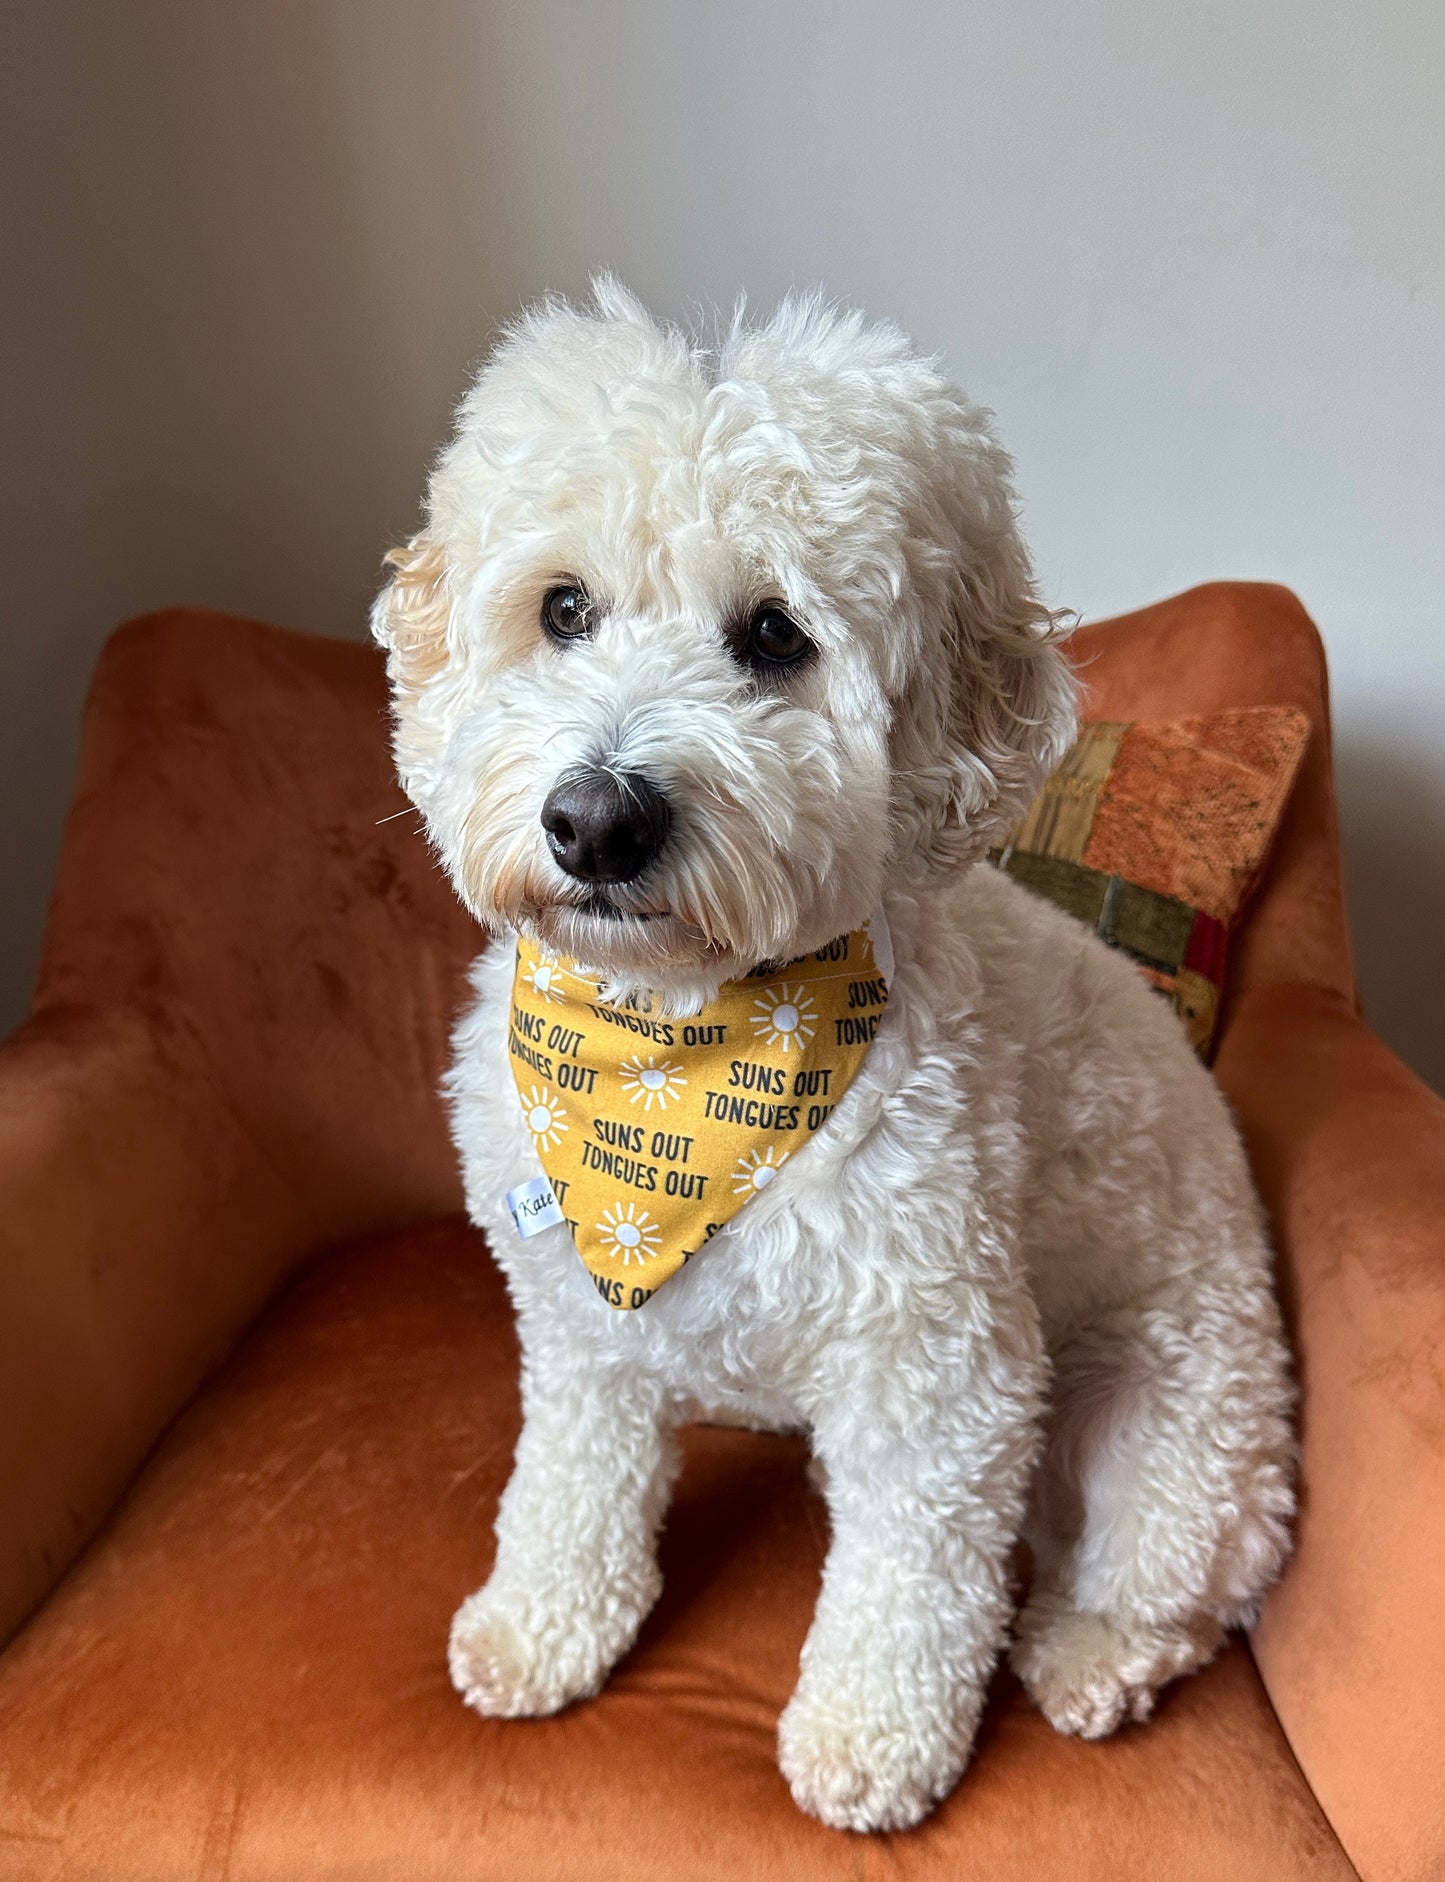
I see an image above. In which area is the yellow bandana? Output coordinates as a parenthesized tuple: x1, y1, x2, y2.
(505, 917, 893, 1310)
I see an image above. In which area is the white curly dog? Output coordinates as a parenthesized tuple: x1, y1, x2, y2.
(373, 280, 1295, 1832)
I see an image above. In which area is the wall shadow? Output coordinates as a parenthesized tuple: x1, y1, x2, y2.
(1336, 738, 1445, 1096)
(0, 2, 493, 1031)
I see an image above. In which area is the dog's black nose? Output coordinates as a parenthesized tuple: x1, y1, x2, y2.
(541, 769, 670, 883)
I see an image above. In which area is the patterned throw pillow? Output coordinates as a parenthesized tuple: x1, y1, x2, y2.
(988, 706, 1310, 1057)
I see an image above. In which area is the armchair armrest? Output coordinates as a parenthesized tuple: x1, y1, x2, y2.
(1216, 984, 1445, 1882)
(0, 610, 475, 1645)
(0, 1007, 306, 1640)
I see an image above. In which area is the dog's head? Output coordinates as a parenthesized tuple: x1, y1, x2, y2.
(375, 280, 1075, 1010)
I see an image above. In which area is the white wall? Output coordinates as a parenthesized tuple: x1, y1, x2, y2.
(3, 1, 1442, 1089)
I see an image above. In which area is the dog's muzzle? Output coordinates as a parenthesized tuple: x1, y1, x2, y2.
(541, 767, 670, 884)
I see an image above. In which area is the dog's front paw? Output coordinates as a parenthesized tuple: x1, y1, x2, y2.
(448, 1580, 647, 1718)
(778, 1680, 969, 1833)
(448, 1596, 571, 1717)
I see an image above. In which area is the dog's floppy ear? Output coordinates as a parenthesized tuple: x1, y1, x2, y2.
(894, 521, 1076, 868)
(372, 535, 453, 702)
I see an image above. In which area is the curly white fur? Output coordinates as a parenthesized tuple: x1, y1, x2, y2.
(373, 280, 1295, 1833)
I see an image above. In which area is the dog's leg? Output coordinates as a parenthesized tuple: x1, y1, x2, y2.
(1011, 1294, 1294, 1738)
(779, 1287, 1046, 1832)
(449, 1352, 678, 1718)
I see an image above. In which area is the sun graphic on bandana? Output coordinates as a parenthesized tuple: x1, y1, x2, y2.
(750, 983, 817, 1053)
(520, 1085, 568, 1151)
(732, 1145, 791, 1196)
(595, 1202, 663, 1266)
(618, 1054, 688, 1112)
(523, 950, 564, 1004)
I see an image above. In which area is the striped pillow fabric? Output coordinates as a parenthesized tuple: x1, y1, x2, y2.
(989, 706, 1310, 1057)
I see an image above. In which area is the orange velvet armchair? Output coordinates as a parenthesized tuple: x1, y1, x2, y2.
(0, 584, 1441, 1881)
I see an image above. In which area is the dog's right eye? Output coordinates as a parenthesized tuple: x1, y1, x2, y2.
(541, 585, 594, 643)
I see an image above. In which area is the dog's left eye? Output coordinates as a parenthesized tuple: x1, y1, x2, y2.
(745, 606, 813, 670)
(542, 585, 594, 643)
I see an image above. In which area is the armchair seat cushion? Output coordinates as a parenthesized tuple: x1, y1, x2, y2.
(0, 1221, 1352, 1881)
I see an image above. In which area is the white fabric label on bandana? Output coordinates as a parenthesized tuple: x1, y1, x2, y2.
(506, 1174, 565, 1239)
